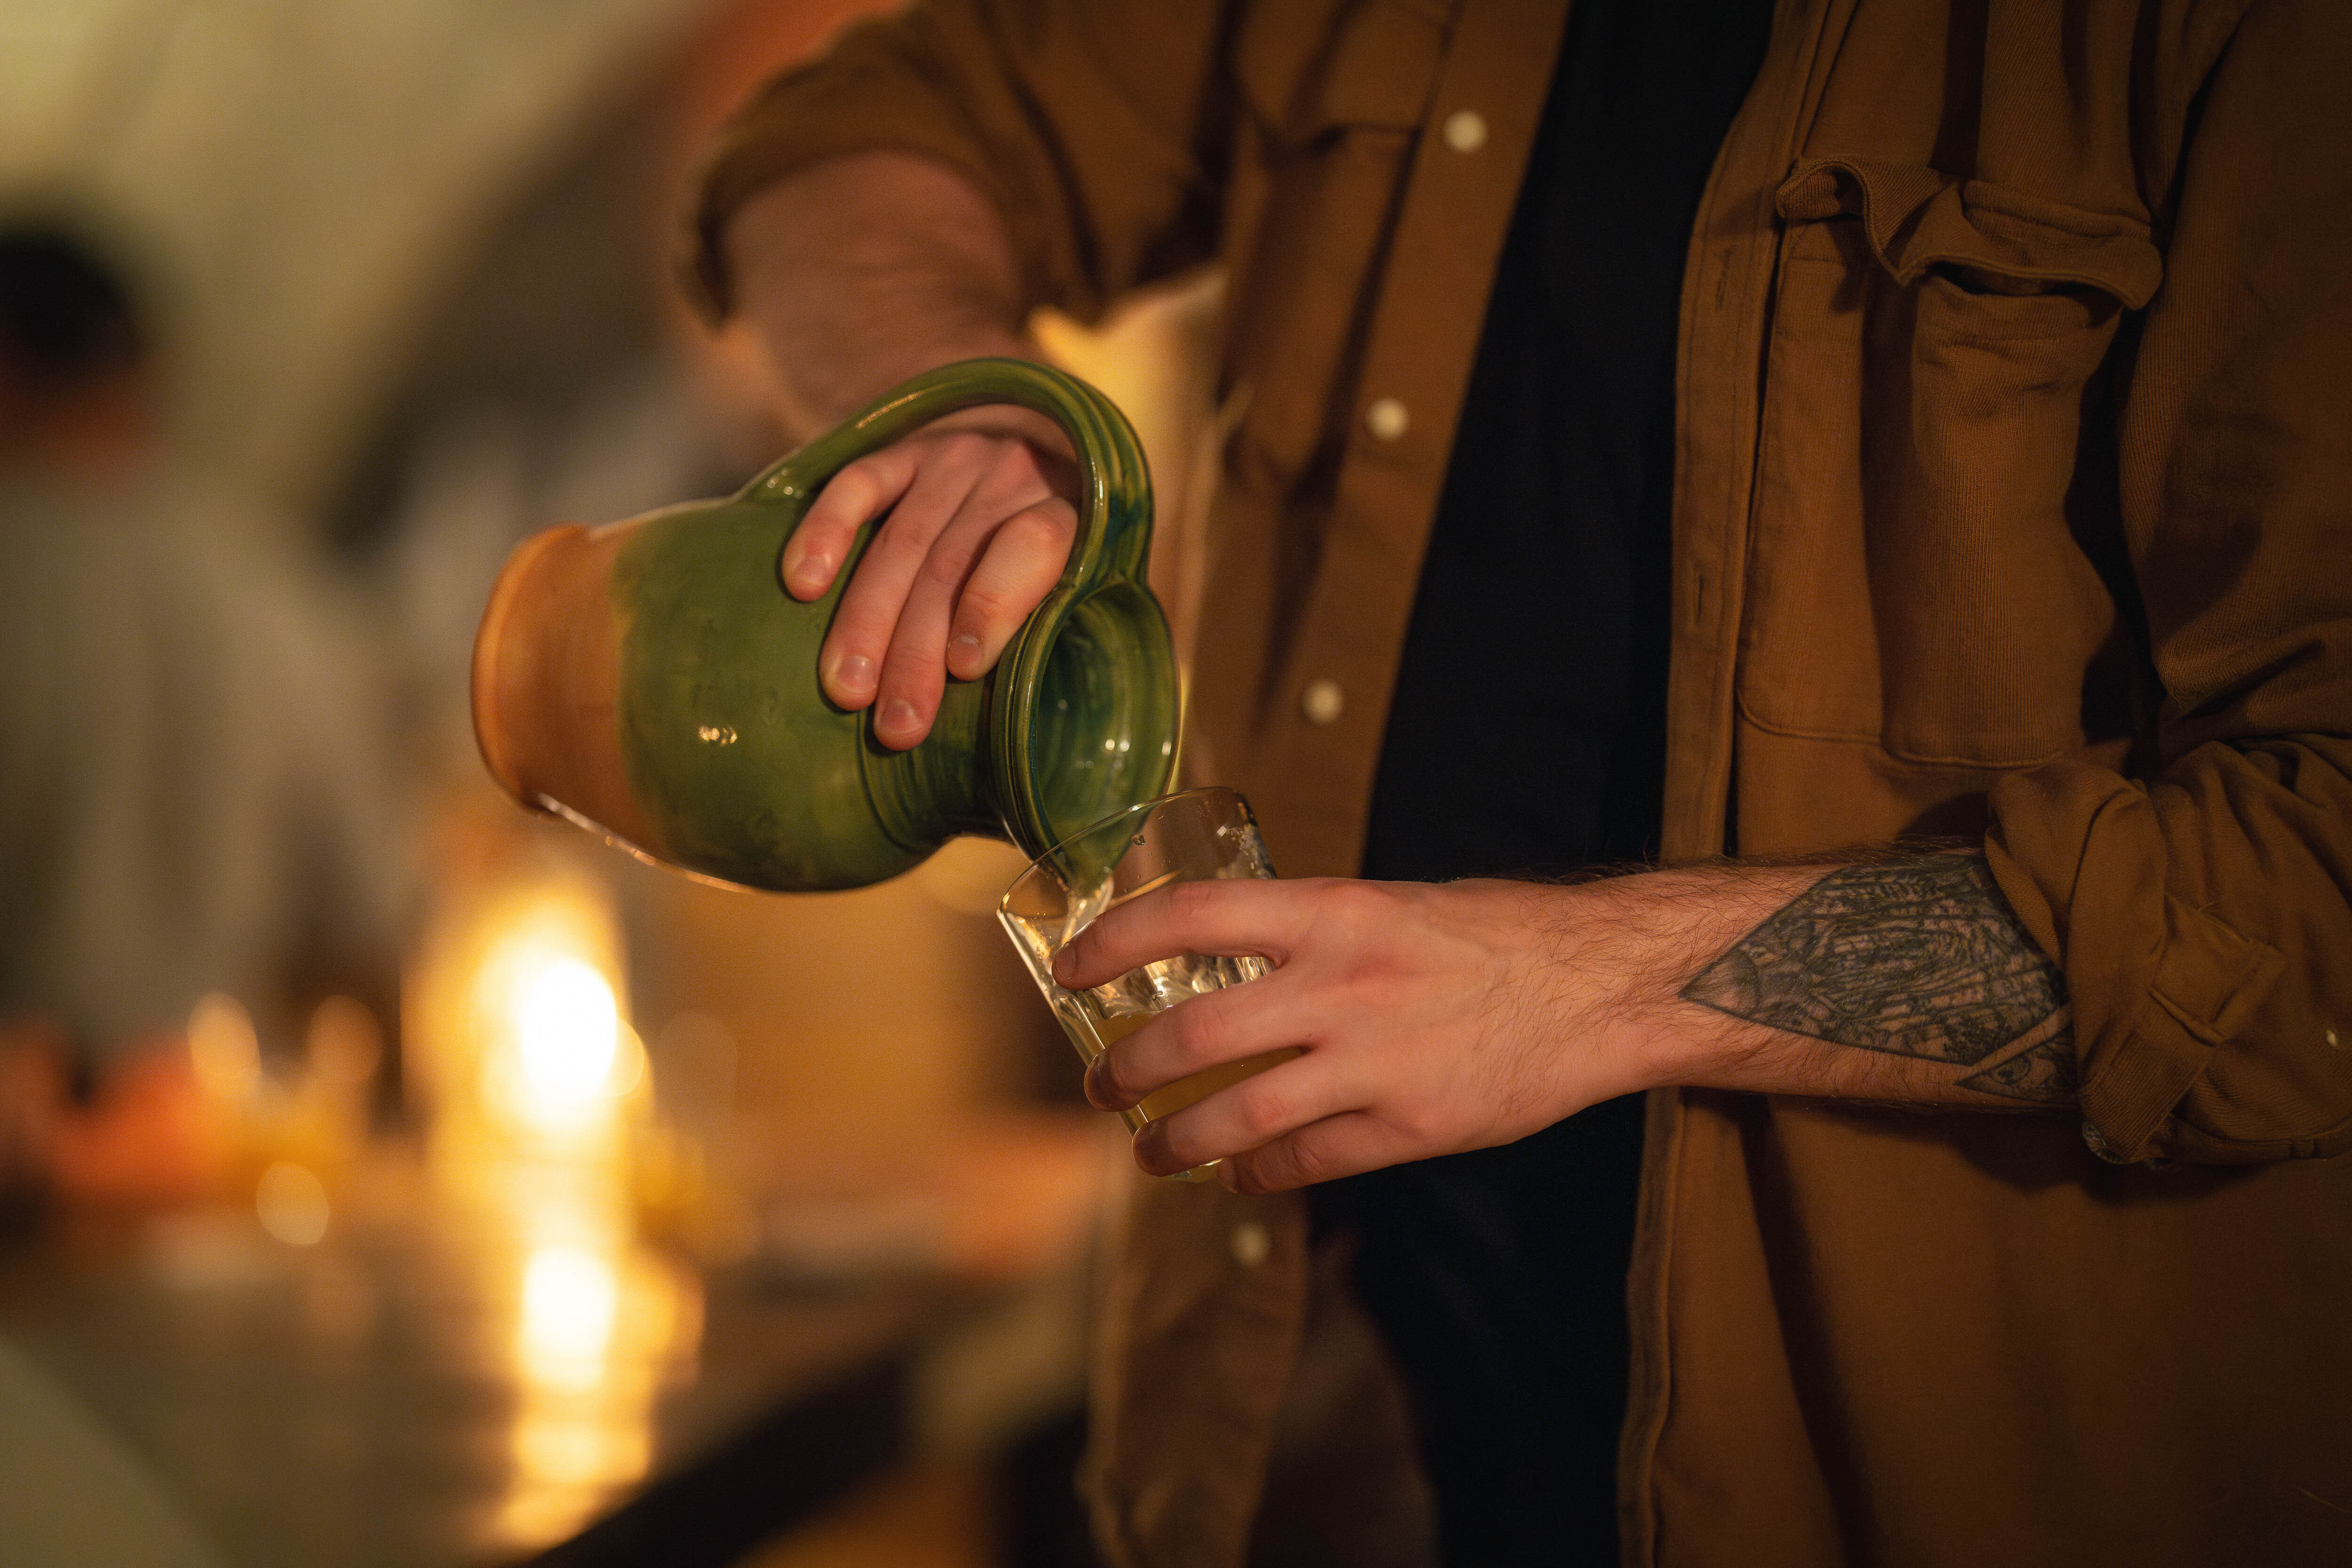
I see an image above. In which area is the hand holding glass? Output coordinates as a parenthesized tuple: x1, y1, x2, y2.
(1000, 788, 1298, 1179)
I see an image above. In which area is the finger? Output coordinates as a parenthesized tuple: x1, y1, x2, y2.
(780, 446, 921, 600)
(869, 490, 1059, 749)
(1082, 977, 1313, 1114)
(1128, 1053, 1347, 1178)
(816, 446, 986, 708)
(1217, 1109, 1398, 1193)
(1055, 877, 1325, 991)
(946, 497, 1076, 680)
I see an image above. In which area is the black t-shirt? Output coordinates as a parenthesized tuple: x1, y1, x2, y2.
(1328, 2, 1776, 1562)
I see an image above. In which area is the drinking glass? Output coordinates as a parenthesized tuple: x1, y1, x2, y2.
(999, 787, 1298, 1179)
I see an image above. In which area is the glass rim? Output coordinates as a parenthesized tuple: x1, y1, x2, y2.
(998, 785, 1249, 907)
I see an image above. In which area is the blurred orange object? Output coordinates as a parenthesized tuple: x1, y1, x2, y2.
(42, 1035, 223, 1210)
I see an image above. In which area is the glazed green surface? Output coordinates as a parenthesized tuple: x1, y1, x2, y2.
(611, 359, 1178, 892)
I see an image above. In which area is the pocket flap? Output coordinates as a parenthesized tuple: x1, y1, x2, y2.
(1775, 157, 2162, 308)
(1238, 0, 1450, 144)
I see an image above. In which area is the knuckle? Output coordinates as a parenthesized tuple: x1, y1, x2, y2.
(1167, 999, 1222, 1064)
(1231, 1078, 1292, 1144)
(979, 443, 1037, 486)
(933, 432, 998, 473)
(1009, 499, 1077, 541)
(812, 465, 871, 508)
(818, 469, 889, 521)
(882, 653, 946, 697)
(1324, 878, 1396, 926)
(914, 540, 977, 590)
(1166, 878, 1222, 924)
(1385, 1099, 1449, 1150)
(871, 510, 928, 557)
(1263, 1136, 1327, 1189)
(826, 586, 895, 634)
(1335, 953, 1401, 1008)
(1385, 1105, 1438, 1146)
(1222, 1153, 1270, 1195)
(954, 581, 1017, 628)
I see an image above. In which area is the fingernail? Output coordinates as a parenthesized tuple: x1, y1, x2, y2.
(878, 698, 920, 738)
(1132, 1124, 1168, 1172)
(790, 552, 833, 593)
(834, 654, 875, 698)
(947, 632, 982, 677)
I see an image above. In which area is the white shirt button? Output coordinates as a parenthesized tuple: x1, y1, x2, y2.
(1442, 109, 1488, 153)
(1230, 1220, 1271, 1268)
(1300, 678, 1345, 726)
(1364, 397, 1408, 442)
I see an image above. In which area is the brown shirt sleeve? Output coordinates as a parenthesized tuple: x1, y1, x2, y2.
(683, 0, 1240, 323)
(1985, 0, 2352, 1166)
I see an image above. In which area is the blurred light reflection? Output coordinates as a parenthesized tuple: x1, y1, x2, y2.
(496, 1237, 699, 1549)
(255, 1161, 331, 1246)
(520, 1243, 619, 1388)
(405, 845, 702, 1552)
(188, 992, 262, 1103)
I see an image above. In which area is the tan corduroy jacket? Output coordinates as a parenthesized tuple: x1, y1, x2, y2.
(692, 2, 2352, 1564)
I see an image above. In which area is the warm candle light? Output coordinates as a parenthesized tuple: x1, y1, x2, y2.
(439, 878, 642, 1144)
(519, 1242, 619, 1388)
(512, 957, 623, 1131)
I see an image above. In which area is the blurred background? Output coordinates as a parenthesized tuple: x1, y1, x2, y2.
(0, 3, 1220, 1564)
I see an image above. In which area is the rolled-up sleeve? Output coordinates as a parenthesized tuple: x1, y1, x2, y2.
(1985, 0, 2352, 1166)
(684, 0, 1235, 324)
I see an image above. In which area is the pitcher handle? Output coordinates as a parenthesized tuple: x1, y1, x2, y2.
(741, 355, 1152, 599)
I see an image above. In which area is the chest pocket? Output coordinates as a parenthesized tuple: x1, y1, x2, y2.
(1222, 0, 1451, 495)
(1740, 157, 2163, 769)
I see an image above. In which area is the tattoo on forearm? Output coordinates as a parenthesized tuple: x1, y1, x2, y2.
(1680, 855, 2076, 1104)
(1954, 1033, 2076, 1102)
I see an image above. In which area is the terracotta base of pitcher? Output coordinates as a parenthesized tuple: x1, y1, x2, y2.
(471, 520, 660, 853)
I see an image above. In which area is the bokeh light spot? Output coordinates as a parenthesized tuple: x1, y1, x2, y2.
(256, 1162, 330, 1246)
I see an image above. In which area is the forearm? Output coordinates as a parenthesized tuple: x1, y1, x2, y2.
(1059, 849, 2078, 1190)
(723, 151, 1040, 440)
(1620, 854, 2077, 1110)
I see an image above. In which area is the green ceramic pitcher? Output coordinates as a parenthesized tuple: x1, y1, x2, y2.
(471, 358, 1179, 891)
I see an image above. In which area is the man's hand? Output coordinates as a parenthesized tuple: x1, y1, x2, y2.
(783, 408, 1079, 748)
(1051, 856, 2077, 1193)
(725, 154, 1083, 746)
(1051, 875, 1719, 1192)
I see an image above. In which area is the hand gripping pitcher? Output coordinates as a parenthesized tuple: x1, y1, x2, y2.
(470, 358, 1181, 886)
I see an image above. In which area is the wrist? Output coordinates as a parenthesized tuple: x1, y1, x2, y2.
(1529, 864, 1829, 1098)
